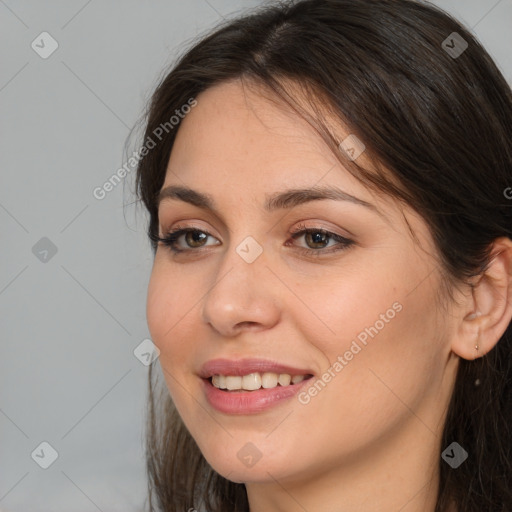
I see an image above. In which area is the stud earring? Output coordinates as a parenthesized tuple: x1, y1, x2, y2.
(473, 328, 480, 360)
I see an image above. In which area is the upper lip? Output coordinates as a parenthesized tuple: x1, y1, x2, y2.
(199, 358, 315, 378)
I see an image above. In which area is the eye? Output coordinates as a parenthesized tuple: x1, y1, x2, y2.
(287, 223, 354, 257)
(152, 225, 219, 253)
(152, 222, 355, 257)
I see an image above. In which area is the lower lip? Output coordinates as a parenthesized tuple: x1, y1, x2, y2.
(201, 377, 313, 414)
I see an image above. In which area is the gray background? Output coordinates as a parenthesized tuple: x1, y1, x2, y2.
(1, 1, 511, 511)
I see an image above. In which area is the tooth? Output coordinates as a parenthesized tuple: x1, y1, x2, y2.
(242, 373, 262, 390)
(213, 373, 305, 390)
(226, 376, 242, 390)
(212, 375, 226, 389)
(278, 374, 291, 386)
(261, 372, 279, 388)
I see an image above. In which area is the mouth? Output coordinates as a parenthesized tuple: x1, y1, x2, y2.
(198, 358, 316, 413)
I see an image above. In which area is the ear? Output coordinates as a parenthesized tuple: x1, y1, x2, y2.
(451, 237, 512, 360)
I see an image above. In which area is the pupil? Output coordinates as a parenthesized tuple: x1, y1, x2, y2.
(307, 231, 328, 248)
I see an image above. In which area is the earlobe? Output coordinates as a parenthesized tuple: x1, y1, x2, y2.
(463, 310, 482, 360)
(451, 238, 512, 361)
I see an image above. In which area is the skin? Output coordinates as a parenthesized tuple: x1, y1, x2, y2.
(146, 78, 512, 512)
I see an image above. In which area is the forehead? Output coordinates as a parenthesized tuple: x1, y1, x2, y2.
(166, 79, 368, 192)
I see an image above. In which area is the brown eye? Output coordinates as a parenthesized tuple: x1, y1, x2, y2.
(184, 230, 208, 248)
(288, 224, 355, 257)
(304, 231, 330, 249)
(156, 227, 220, 253)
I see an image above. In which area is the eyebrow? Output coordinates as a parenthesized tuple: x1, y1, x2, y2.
(157, 184, 384, 217)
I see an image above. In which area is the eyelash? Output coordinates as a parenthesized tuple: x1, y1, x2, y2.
(153, 222, 354, 258)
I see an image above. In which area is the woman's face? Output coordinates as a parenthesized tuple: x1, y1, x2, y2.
(146, 78, 458, 487)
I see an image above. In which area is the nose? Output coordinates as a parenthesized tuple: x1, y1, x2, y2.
(201, 240, 281, 337)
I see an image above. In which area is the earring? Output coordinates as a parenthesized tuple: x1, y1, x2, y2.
(474, 328, 481, 386)
(473, 330, 480, 360)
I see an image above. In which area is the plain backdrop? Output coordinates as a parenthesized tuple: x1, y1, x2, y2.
(1, 0, 511, 510)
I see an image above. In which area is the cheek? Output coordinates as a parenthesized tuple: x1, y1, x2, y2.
(305, 250, 440, 358)
(146, 270, 169, 348)
(297, 262, 443, 414)
(146, 264, 195, 360)
(146, 267, 198, 410)
(295, 266, 403, 356)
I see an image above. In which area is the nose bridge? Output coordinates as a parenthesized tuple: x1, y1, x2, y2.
(200, 231, 280, 335)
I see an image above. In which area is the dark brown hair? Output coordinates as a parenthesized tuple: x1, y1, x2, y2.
(132, 0, 512, 510)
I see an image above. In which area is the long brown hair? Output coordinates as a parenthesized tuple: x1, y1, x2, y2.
(133, 1, 512, 510)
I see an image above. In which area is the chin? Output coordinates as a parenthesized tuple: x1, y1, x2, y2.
(199, 445, 285, 483)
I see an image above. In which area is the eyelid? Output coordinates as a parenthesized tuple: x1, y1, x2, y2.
(289, 220, 353, 239)
(159, 221, 219, 238)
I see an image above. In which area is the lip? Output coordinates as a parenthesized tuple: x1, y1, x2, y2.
(199, 358, 315, 415)
(201, 375, 314, 414)
(198, 358, 314, 378)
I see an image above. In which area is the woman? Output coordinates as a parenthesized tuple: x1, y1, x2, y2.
(134, 0, 512, 510)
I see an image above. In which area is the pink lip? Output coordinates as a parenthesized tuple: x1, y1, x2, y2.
(198, 358, 315, 414)
(198, 358, 314, 378)
(201, 376, 313, 414)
